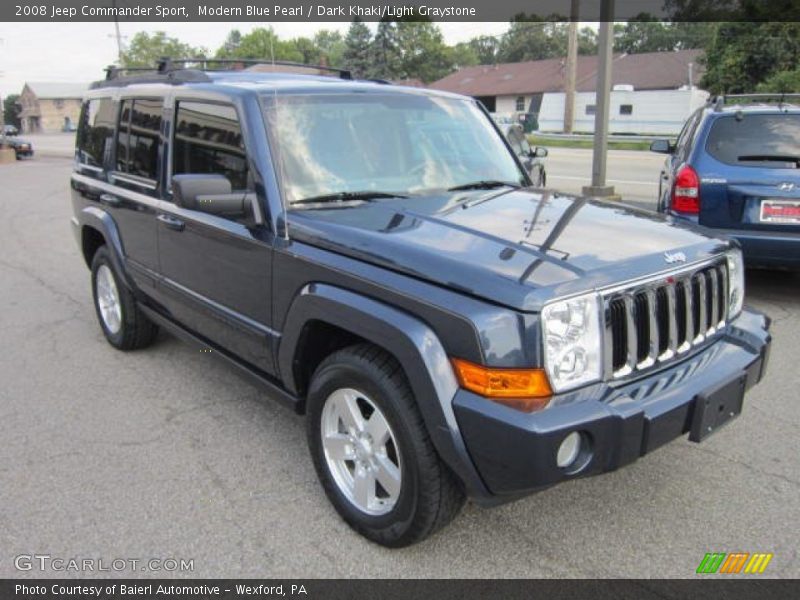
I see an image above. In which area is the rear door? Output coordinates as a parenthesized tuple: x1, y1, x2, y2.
(156, 98, 277, 374)
(108, 97, 163, 292)
(72, 96, 161, 296)
(695, 112, 800, 232)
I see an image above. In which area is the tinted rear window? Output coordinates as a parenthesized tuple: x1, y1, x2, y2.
(116, 98, 162, 180)
(705, 114, 800, 168)
(76, 98, 116, 169)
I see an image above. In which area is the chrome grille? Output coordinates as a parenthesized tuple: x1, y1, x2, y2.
(604, 260, 729, 379)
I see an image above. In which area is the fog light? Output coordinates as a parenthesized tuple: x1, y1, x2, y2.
(556, 432, 581, 468)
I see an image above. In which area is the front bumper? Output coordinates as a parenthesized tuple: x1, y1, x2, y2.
(454, 308, 771, 500)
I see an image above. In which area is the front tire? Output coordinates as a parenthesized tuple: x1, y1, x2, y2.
(91, 246, 158, 350)
(306, 344, 465, 547)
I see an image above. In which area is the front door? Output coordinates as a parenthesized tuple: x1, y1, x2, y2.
(156, 99, 276, 374)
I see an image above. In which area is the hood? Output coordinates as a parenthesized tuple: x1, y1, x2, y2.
(287, 188, 731, 312)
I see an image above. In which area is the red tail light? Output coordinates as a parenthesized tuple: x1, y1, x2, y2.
(672, 165, 700, 214)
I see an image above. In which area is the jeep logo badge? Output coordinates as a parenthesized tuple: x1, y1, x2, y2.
(664, 251, 687, 264)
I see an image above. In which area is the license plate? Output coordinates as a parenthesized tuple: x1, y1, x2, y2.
(760, 199, 800, 224)
(689, 375, 746, 443)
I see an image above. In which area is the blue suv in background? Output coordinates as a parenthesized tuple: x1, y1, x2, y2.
(651, 94, 800, 269)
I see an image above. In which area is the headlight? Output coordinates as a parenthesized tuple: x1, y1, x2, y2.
(726, 249, 745, 319)
(542, 292, 603, 393)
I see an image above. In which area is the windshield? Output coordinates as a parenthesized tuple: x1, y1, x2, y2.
(262, 93, 526, 205)
(706, 113, 800, 168)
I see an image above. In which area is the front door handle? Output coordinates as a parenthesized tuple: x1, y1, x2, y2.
(157, 214, 185, 232)
(99, 193, 122, 208)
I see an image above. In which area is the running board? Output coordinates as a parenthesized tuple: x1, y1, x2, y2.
(139, 304, 302, 414)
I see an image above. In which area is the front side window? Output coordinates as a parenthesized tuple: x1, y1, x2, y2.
(173, 101, 249, 190)
(116, 98, 162, 180)
(705, 114, 800, 168)
(76, 98, 115, 168)
(264, 93, 525, 204)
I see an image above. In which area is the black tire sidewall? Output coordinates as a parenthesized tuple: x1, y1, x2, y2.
(307, 359, 421, 538)
(90, 247, 128, 348)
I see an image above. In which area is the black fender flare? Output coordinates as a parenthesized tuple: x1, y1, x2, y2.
(78, 205, 133, 290)
(278, 283, 490, 499)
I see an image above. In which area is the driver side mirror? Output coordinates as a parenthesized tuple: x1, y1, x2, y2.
(529, 147, 548, 158)
(171, 174, 263, 225)
(650, 139, 674, 154)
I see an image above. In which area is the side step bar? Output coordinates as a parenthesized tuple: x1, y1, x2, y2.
(139, 304, 303, 414)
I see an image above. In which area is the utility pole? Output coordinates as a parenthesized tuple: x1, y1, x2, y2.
(563, 0, 580, 134)
(582, 0, 617, 199)
(112, 0, 124, 63)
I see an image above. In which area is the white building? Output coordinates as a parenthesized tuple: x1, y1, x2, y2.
(538, 87, 709, 135)
(429, 49, 706, 136)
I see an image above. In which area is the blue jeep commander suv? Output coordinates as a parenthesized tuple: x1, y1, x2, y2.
(72, 61, 771, 546)
(651, 94, 800, 269)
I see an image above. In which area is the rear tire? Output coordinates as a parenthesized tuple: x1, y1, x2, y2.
(91, 246, 158, 350)
(306, 343, 465, 547)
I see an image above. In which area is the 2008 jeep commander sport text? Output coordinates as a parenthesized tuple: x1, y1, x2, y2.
(70, 60, 771, 547)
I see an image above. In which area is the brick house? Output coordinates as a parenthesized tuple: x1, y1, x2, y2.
(17, 82, 90, 134)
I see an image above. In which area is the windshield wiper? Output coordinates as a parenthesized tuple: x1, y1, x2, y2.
(447, 180, 520, 192)
(291, 191, 408, 206)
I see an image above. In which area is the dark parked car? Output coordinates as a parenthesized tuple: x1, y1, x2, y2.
(71, 60, 770, 547)
(503, 123, 547, 186)
(651, 94, 800, 269)
(3, 124, 19, 136)
(1, 134, 33, 159)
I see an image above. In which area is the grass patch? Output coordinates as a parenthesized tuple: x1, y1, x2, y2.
(528, 134, 654, 152)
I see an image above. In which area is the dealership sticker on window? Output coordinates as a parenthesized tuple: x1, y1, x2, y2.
(760, 200, 800, 224)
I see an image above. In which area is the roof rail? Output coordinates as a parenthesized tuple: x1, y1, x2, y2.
(709, 93, 800, 111)
(155, 57, 352, 79)
(91, 57, 354, 89)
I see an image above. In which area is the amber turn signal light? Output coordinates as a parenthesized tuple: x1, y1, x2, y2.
(451, 358, 552, 412)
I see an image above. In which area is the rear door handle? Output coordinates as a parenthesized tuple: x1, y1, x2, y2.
(157, 214, 185, 232)
(99, 193, 122, 208)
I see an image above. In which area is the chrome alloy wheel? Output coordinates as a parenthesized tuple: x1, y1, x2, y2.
(320, 388, 402, 516)
(96, 264, 122, 334)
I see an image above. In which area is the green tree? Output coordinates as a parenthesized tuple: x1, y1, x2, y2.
(3, 94, 21, 129)
(496, 17, 569, 63)
(448, 42, 479, 70)
(218, 29, 242, 58)
(120, 31, 206, 67)
(369, 20, 402, 79)
(578, 27, 598, 55)
(217, 27, 302, 61)
(757, 69, 800, 93)
(468, 36, 499, 65)
(395, 20, 454, 83)
(614, 18, 712, 54)
(701, 23, 800, 93)
(314, 30, 345, 66)
(293, 37, 320, 64)
(343, 18, 372, 77)
(614, 18, 675, 54)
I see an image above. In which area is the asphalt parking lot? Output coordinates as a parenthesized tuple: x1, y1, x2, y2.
(1, 157, 798, 578)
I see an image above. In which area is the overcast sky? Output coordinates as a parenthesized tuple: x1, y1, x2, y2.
(0, 22, 510, 98)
